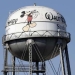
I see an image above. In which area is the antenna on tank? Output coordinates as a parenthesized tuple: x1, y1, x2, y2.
(34, 3, 36, 6)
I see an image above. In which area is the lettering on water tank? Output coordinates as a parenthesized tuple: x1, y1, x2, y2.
(8, 19, 18, 25)
(57, 24, 66, 30)
(45, 12, 66, 24)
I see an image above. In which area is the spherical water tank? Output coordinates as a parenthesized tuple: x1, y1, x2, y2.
(4, 6, 70, 62)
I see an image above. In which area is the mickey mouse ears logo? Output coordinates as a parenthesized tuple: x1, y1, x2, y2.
(20, 10, 39, 32)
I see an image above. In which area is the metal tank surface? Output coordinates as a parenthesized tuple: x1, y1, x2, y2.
(4, 6, 70, 62)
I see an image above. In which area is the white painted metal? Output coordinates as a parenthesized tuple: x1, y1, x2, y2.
(5, 6, 67, 41)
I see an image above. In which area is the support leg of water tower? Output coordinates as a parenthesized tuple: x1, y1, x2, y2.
(59, 46, 66, 75)
(65, 45, 71, 75)
(36, 62, 39, 75)
(58, 39, 66, 75)
(12, 56, 15, 75)
(4, 49, 8, 75)
(42, 62, 46, 75)
(29, 43, 32, 75)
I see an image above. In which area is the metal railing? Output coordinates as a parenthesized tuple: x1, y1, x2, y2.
(2, 65, 45, 73)
(2, 30, 71, 44)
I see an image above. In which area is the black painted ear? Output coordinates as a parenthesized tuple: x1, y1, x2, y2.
(23, 11, 25, 13)
(20, 11, 25, 17)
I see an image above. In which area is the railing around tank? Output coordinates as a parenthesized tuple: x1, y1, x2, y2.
(2, 64, 45, 73)
(2, 30, 71, 44)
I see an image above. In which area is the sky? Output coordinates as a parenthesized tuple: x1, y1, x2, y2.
(0, 0, 75, 75)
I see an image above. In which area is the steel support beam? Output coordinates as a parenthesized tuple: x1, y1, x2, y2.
(36, 62, 39, 75)
(59, 46, 66, 75)
(65, 45, 71, 75)
(12, 56, 15, 75)
(29, 43, 32, 75)
(4, 49, 8, 75)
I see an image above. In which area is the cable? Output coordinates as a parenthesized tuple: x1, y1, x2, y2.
(48, 61, 57, 75)
(35, 44, 45, 62)
(33, 42, 51, 75)
(57, 61, 61, 75)
(57, 50, 66, 75)
(34, 42, 61, 75)
(34, 41, 59, 75)
(17, 59, 26, 75)
(48, 46, 58, 75)
(48, 44, 59, 75)
(33, 44, 43, 62)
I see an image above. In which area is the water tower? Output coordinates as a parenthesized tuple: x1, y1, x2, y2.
(2, 4, 71, 75)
